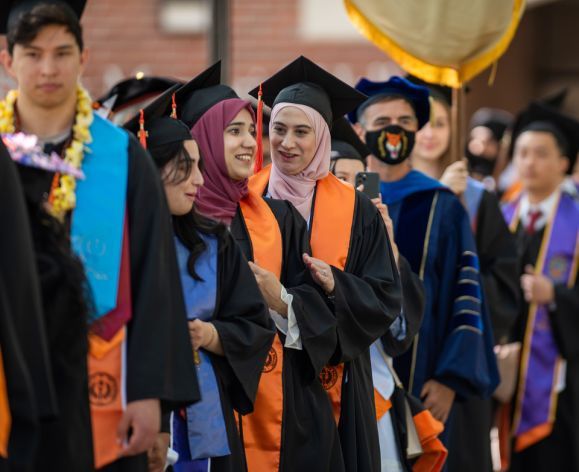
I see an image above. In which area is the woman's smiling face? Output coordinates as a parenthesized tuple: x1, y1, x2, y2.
(270, 106, 318, 175)
(222, 108, 257, 181)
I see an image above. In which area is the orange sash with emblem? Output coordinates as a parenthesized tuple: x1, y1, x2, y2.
(88, 221, 132, 469)
(308, 173, 355, 424)
(249, 168, 358, 425)
(89, 328, 126, 469)
(0, 349, 10, 458)
(238, 186, 284, 472)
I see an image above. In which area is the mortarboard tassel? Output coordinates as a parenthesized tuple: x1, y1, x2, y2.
(138, 109, 148, 149)
(254, 83, 264, 174)
(171, 92, 178, 119)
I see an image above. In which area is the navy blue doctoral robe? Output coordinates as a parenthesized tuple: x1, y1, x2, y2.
(382, 171, 498, 411)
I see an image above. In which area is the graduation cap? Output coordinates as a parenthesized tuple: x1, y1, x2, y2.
(1, 0, 86, 35)
(137, 117, 192, 150)
(539, 88, 568, 110)
(124, 62, 230, 147)
(349, 76, 431, 130)
(177, 62, 239, 127)
(248, 56, 367, 128)
(96, 76, 181, 121)
(124, 84, 186, 148)
(331, 117, 369, 164)
(510, 102, 579, 172)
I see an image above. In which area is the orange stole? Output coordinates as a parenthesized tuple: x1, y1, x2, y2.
(249, 168, 359, 424)
(238, 189, 284, 472)
(309, 174, 356, 423)
(412, 409, 447, 472)
(88, 328, 126, 469)
(0, 349, 10, 458)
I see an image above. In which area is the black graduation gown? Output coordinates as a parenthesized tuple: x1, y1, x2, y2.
(447, 190, 520, 472)
(0, 276, 36, 472)
(381, 255, 425, 358)
(26, 199, 93, 472)
(201, 231, 275, 472)
(509, 223, 579, 472)
(231, 199, 344, 472)
(19, 135, 200, 471)
(0, 144, 56, 472)
(316, 190, 402, 472)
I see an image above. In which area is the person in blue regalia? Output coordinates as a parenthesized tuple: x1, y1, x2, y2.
(349, 76, 499, 450)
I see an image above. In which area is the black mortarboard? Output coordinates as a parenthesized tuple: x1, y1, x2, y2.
(124, 61, 227, 136)
(350, 76, 431, 129)
(249, 56, 367, 128)
(1, 0, 86, 35)
(470, 108, 513, 142)
(177, 62, 239, 127)
(539, 88, 568, 110)
(123, 83, 182, 139)
(96, 76, 180, 113)
(330, 117, 369, 163)
(510, 102, 579, 172)
(141, 117, 192, 149)
(124, 84, 191, 149)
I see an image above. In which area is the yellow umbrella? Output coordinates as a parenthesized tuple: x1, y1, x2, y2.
(344, 0, 526, 159)
(344, 0, 525, 88)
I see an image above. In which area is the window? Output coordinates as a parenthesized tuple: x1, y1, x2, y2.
(298, 0, 365, 42)
(159, 0, 211, 34)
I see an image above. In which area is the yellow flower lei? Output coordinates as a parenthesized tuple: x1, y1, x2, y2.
(0, 85, 93, 219)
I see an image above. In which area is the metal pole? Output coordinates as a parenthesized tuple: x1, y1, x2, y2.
(451, 86, 465, 162)
(210, 0, 230, 84)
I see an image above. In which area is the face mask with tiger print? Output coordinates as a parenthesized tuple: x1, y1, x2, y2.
(365, 125, 415, 165)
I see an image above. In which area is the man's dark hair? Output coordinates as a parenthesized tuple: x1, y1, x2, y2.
(7, 3, 83, 55)
(521, 121, 569, 157)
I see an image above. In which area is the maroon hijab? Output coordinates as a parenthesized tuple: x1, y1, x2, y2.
(191, 98, 255, 224)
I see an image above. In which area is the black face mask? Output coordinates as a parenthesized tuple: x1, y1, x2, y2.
(365, 125, 415, 165)
(465, 149, 497, 177)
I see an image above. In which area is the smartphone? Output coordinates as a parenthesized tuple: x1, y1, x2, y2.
(355, 172, 380, 199)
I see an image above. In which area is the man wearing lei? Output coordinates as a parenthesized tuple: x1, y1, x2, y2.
(0, 1, 200, 471)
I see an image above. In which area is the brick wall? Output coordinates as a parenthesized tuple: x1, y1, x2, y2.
(0, 0, 399, 99)
(2, 0, 578, 120)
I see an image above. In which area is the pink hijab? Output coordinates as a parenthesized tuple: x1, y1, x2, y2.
(191, 98, 255, 225)
(267, 103, 332, 221)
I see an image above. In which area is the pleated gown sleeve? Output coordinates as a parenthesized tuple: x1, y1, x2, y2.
(267, 199, 339, 381)
(331, 193, 402, 363)
(211, 231, 275, 415)
(381, 255, 425, 358)
(124, 137, 200, 409)
(0, 144, 56, 420)
(475, 190, 520, 343)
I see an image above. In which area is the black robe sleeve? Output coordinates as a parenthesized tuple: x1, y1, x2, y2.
(231, 200, 338, 383)
(271, 200, 339, 382)
(475, 190, 520, 343)
(381, 255, 425, 358)
(550, 279, 579, 361)
(331, 192, 402, 363)
(211, 232, 275, 415)
(0, 144, 57, 420)
(124, 137, 199, 409)
(0, 275, 38, 468)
